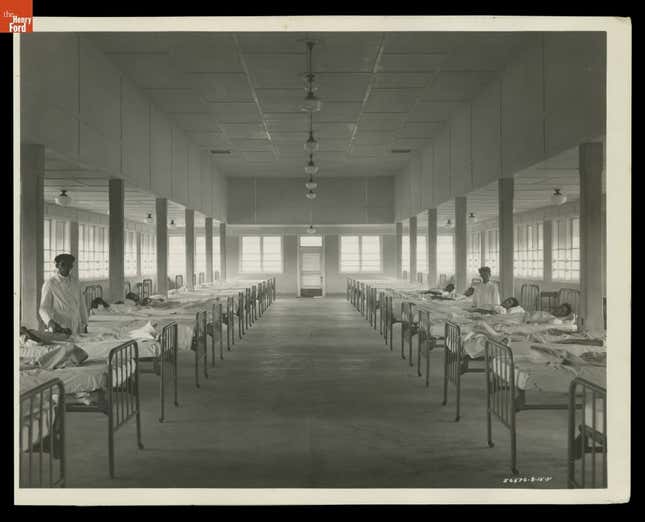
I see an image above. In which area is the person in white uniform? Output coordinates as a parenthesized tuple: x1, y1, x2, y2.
(39, 253, 88, 335)
(471, 266, 500, 309)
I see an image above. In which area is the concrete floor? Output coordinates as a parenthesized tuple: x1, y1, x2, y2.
(64, 297, 571, 488)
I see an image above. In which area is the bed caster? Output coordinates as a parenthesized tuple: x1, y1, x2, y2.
(174, 401, 179, 407)
(488, 441, 495, 448)
(159, 417, 164, 423)
(441, 400, 447, 406)
(138, 442, 145, 450)
(454, 415, 460, 422)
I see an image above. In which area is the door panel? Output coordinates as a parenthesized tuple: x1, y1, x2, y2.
(300, 241, 323, 297)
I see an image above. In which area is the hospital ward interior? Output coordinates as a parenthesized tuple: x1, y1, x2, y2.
(17, 31, 608, 489)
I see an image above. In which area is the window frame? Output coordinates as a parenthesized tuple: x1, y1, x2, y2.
(552, 217, 580, 282)
(239, 235, 284, 274)
(514, 221, 544, 280)
(339, 234, 383, 274)
(78, 222, 109, 281)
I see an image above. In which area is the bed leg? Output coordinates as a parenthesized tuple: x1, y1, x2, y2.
(136, 376, 144, 450)
(195, 349, 200, 388)
(408, 330, 413, 367)
(211, 332, 216, 368)
(401, 323, 405, 360)
(485, 375, 494, 448)
(219, 322, 224, 360)
(417, 337, 422, 377)
(510, 410, 518, 474)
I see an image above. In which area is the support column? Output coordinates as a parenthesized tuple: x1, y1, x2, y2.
(155, 198, 168, 296)
(454, 196, 468, 292)
(395, 221, 402, 278)
(136, 231, 142, 278)
(427, 209, 438, 288)
(108, 178, 125, 302)
(205, 218, 214, 283)
(20, 144, 45, 329)
(185, 209, 195, 291)
(498, 178, 514, 300)
(579, 142, 604, 331)
(219, 223, 227, 280)
(409, 216, 417, 283)
(543, 220, 553, 284)
(70, 221, 79, 266)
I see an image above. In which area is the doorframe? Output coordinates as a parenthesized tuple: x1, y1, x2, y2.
(296, 234, 326, 297)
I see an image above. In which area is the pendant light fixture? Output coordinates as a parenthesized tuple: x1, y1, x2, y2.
(144, 213, 154, 224)
(305, 189, 317, 200)
(550, 188, 567, 205)
(306, 224, 317, 234)
(445, 219, 454, 228)
(304, 153, 319, 176)
(304, 113, 319, 153)
(55, 189, 71, 207)
(468, 212, 476, 222)
(301, 41, 322, 113)
(169, 219, 177, 229)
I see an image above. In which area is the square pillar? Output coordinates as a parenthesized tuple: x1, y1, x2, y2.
(543, 220, 553, 284)
(205, 218, 214, 283)
(395, 222, 402, 278)
(136, 231, 143, 278)
(70, 221, 79, 264)
(185, 209, 195, 290)
(155, 198, 168, 296)
(108, 178, 125, 302)
(498, 178, 514, 300)
(454, 196, 468, 292)
(426, 209, 438, 288)
(20, 144, 45, 329)
(219, 223, 227, 280)
(579, 142, 604, 331)
(409, 216, 417, 283)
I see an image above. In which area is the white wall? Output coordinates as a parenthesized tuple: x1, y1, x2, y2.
(393, 32, 606, 219)
(227, 177, 394, 225)
(226, 225, 397, 296)
(21, 33, 227, 222)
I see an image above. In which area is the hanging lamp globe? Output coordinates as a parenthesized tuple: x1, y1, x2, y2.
(305, 189, 317, 200)
(301, 90, 322, 112)
(144, 213, 154, 224)
(304, 131, 319, 153)
(305, 177, 318, 191)
(306, 224, 317, 234)
(550, 188, 567, 205)
(304, 155, 319, 175)
(55, 189, 71, 207)
(168, 219, 177, 229)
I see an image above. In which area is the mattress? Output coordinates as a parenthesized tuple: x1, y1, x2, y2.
(21, 357, 136, 395)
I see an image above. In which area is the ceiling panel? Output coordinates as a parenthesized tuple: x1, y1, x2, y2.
(373, 72, 436, 89)
(218, 123, 269, 139)
(364, 88, 420, 113)
(356, 113, 408, 132)
(189, 73, 254, 102)
(145, 89, 211, 113)
(398, 122, 444, 138)
(187, 132, 232, 149)
(422, 71, 496, 101)
(407, 101, 466, 122)
(229, 138, 274, 152)
(378, 53, 446, 72)
(170, 113, 221, 132)
(208, 102, 262, 123)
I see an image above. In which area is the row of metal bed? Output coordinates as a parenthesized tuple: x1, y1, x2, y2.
(346, 277, 607, 489)
(18, 276, 277, 488)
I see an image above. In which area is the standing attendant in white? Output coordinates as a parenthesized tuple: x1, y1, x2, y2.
(471, 266, 501, 309)
(39, 253, 88, 335)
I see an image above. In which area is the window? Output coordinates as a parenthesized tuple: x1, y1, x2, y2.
(168, 235, 186, 280)
(401, 235, 410, 274)
(437, 234, 454, 280)
(78, 223, 109, 280)
(416, 235, 427, 274)
(300, 235, 323, 247)
(484, 229, 499, 277)
(195, 233, 206, 278)
(240, 236, 283, 273)
(340, 235, 382, 273)
(467, 231, 482, 278)
(124, 230, 138, 277)
(514, 222, 544, 279)
(43, 218, 71, 279)
(141, 232, 156, 276)
(552, 217, 580, 281)
(213, 235, 221, 277)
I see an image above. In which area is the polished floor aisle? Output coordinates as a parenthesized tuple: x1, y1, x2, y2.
(65, 297, 569, 488)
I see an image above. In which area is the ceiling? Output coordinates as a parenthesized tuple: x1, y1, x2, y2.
(88, 31, 536, 179)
